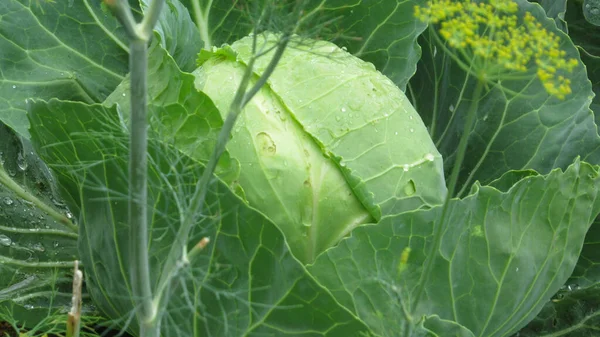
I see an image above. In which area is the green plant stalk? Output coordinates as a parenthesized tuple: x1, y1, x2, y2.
(152, 32, 294, 312)
(410, 79, 484, 323)
(0, 165, 76, 233)
(190, 0, 212, 49)
(0, 255, 76, 268)
(110, 0, 165, 335)
(128, 37, 156, 335)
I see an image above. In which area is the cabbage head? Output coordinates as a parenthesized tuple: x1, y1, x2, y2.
(193, 34, 447, 263)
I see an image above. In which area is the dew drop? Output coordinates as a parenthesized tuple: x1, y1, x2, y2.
(7, 168, 16, 177)
(335, 116, 341, 122)
(66, 210, 73, 219)
(12, 85, 16, 89)
(395, 132, 398, 135)
(409, 128, 414, 133)
(339, 161, 346, 167)
(32, 243, 45, 252)
(409, 115, 413, 120)
(425, 153, 435, 162)
(341, 107, 346, 113)
(449, 104, 455, 112)
(0, 151, 4, 165)
(53, 241, 59, 248)
(3, 197, 13, 206)
(23, 304, 34, 310)
(403, 165, 409, 172)
(17, 152, 27, 171)
(0, 234, 12, 246)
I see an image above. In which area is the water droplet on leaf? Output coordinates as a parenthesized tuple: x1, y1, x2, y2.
(32, 243, 45, 252)
(17, 152, 27, 171)
(0, 234, 12, 246)
(3, 197, 13, 206)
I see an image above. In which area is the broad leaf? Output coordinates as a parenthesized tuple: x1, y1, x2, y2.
(177, 0, 253, 48)
(535, 0, 568, 32)
(517, 284, 600, 336)
(569, 217, 600, 289)
(0, 0, 130, 138)
(298, 0, 428, 91)
(558, 1, 600, 130)
(27, 100, 371, 336)
(104, 40, 239, 182)
(179, 0, 427, 91)
(0, 123, 80, 327)
(409, 0, 600, 196)
(308, 160, 600, 337)
(139, 0, 202, 72)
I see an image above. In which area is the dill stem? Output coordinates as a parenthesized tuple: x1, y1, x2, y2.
(410, 79, 484, 324)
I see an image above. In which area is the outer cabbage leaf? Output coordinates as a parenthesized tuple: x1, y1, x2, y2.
(308, 159, 600, 337)
(0, 124, 80, 327)
(0, 0, 130, 138)
(27, 98, 371, 336)
(535, 0, 568, 32)
(297, 0, 428, 91)
(179, 0, 428, 91)
(517, 284, 600, 337)
(409, 0, 600, 197)
(139, 0, 201, 72)
(193, 35, 447, 263)
(103, 39, 240, 188)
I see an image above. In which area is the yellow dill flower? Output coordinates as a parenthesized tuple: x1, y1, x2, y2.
(415, 0, 578, 99)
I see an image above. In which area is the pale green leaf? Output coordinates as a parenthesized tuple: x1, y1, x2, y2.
(308, 160, 600, 337)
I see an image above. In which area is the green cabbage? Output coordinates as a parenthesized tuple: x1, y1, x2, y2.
(194, 34, 447, 263)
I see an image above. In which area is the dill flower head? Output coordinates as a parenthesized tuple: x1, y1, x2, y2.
(415, 0, 579, 99)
